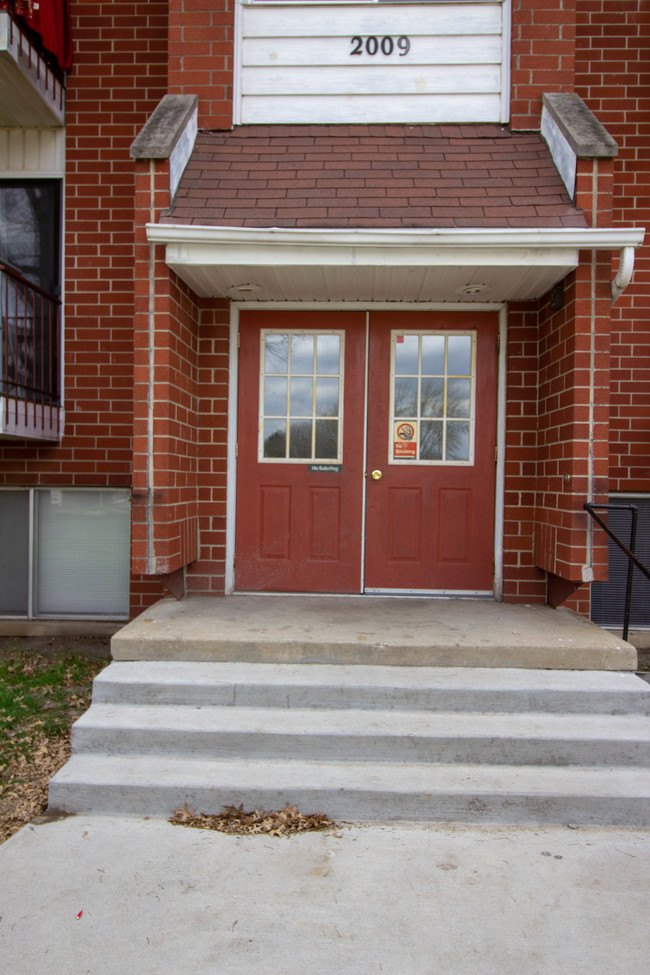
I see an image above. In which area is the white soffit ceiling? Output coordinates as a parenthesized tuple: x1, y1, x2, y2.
(147, 225, 645, 303)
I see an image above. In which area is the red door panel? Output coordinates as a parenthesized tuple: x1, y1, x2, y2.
(364, 311, 498, 592)
(235, 310, 366, 592)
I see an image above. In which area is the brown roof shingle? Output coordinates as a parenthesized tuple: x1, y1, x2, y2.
(161, 124, 587, 230)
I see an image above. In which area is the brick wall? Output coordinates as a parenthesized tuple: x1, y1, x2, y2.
(168, 0, 234, 129)
(510, 0, 577, 129)
(502, 303, 548, 602)
(575, 0, 650, 493)
(0, 0, 170, 615)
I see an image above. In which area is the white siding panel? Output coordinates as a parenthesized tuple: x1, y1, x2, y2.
(242, 92, 502, 124)
(239, 1, 508, 124)
(243, 64, 502, 96)
(0, 127, 65, 175)
(243, 35, 504, 66)
(243, 5, 502, 38)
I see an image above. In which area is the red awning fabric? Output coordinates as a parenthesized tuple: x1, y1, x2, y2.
(3, 0, 73, 71)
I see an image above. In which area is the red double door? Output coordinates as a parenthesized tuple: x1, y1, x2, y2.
(235, 310, 497, 594)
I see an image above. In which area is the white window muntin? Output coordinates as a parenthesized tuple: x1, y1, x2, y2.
(388, 329, 476, 465)
(258, 328, 345, 463)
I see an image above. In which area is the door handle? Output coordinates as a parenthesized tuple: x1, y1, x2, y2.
(370, 470, 382, 480)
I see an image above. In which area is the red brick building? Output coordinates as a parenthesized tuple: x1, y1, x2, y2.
(0, 0, 648, 628)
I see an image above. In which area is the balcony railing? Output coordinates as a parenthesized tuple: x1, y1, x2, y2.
(0, 261, 61, 440)
(0, 3, 66, 126)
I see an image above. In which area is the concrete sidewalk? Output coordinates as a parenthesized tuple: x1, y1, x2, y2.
(0, 814, 647, 974)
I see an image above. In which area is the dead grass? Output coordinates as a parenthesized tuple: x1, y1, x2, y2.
(0, 644, 108, 844)
(170, 802, 335, 837)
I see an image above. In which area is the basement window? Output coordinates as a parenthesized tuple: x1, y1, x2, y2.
(0, 488, 131, 619)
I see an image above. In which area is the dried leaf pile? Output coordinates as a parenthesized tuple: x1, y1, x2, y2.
(170, 802, 335, 837)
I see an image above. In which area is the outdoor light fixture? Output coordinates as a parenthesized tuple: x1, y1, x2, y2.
(226, 283, 262, 298)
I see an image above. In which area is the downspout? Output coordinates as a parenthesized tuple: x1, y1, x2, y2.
(612, 246, 635, 303)
(583, 159, 599, 583)
(147, 158, 156, 573)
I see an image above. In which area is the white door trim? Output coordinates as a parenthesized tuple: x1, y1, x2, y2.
(225, 301, 506, 597)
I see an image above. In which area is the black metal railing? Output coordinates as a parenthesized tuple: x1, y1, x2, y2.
(1, 262, 61, 431)
(584, 502, 650, 641)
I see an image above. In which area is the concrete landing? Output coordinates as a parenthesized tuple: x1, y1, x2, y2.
(111, 595, 637, 670)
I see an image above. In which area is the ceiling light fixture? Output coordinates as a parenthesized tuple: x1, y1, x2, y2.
(457, 283, 490, 296)
(226, 283, 262, 298)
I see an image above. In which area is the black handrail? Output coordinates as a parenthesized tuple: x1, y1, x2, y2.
(584, 502, 650, 642)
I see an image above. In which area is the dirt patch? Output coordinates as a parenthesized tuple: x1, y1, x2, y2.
(0, 635, 112, 661)
(0, 643, 109, 845)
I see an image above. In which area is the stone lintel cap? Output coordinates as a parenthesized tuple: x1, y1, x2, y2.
(543, 92, 618, 158)
(130, 95, 199, 160)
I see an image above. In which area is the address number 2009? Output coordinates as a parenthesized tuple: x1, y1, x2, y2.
(350, 35, 411, 56)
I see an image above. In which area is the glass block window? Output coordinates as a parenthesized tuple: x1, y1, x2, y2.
(391, 331, 475, 464)
(260, 331, 343, 462)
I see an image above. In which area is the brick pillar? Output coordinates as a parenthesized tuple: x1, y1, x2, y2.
(131, 97, 201, 589)
(533, 257, 611, 593)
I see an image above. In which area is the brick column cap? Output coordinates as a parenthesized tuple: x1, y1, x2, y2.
(542, 93, 618, 159)
(130, 94, 199, 160)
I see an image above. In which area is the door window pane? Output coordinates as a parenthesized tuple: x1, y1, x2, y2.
(264, 333, 288, 373)
(446, 421, 470, 461)
(261, 331, 343, 462)
(447, 335, 472, 375)
(420, 421, 443, 461)
(391, 331, 475, 464)
(447, 378, 471, 418)
(421, 335, 445, 375)
(263, 418, 286, 458)
(264, 377, 287, 415)
(394, 376, 418, 416)
(315, 377, 339, 417)
(394, 334, 419, 374)
(316, 335, 340, 374)
(290, 334, 314, 374)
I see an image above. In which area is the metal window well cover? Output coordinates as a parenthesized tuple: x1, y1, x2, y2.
(591, 497, 650, 628)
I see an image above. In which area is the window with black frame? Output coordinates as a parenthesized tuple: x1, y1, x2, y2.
(0, 180, 61, 403)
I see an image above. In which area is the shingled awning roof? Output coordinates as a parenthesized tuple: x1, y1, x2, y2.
(161, 124, 586, 230)
(148, 123, 642, 302)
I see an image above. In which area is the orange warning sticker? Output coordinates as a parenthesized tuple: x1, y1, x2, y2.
(394, 421, 417, 458)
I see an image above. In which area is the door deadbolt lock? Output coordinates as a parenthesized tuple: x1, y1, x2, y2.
(371, 470, 382, 480)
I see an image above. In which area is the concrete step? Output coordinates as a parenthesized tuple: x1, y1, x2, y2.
(48, 754, 650, 827)
(92, 662, 650, 714)
(71, 703, 650, 768)
(48, 663, 650, 826)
